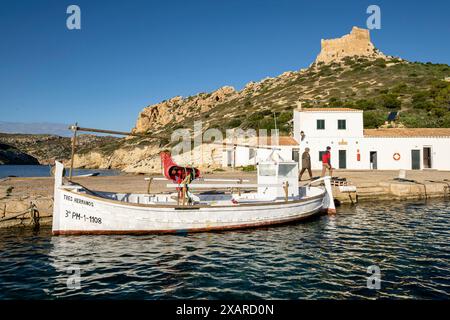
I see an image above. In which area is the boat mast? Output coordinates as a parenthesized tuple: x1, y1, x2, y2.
(67, 124, 144, 181)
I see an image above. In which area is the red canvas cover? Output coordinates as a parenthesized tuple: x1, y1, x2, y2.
(160, 152, 200, 183)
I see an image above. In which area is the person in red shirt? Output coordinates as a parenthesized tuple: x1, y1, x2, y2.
(321, 146, 333, 177)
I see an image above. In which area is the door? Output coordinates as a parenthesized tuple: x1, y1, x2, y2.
(339, 150, 347, 169)
(411, 150, 420, 170)
(370, 151, 377, 170)
(226, 150, 233, 167)
(423, 147, 432, 168)
(292, 149, 299, 163)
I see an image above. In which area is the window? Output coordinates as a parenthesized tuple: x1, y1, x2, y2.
(259, 164, 277, 176)
(338, 119, 346, 130)
(278, 164, 297, 177)
(249, 148, 256, 159)
(319, 151, 326, 162)
(317, 119, 325, 130)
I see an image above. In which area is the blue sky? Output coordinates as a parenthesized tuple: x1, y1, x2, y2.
(0, 0, 449, 134)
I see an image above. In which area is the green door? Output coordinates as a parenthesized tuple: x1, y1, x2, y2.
(339, 150, 347, 169)
(411, 150, 420, 170)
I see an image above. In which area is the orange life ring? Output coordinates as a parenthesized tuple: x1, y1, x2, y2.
(393, 153, 401, 161)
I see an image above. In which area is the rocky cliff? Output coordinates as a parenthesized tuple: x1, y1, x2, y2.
(0, 143, 39, 165)
(0, 133, 119, 165)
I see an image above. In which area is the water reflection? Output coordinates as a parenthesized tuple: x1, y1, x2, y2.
(0, 200, 449, 299)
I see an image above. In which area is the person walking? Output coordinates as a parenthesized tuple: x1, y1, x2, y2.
(321, 146, 333, 177)
(299, 147, 312, 181)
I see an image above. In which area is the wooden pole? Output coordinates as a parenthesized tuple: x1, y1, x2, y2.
(69, 125, 144, 137)
(69, 123, 78, 181)
(147, 177, 153, 194)
(238, 178, 242, 196)
(284, 181, 289, 202)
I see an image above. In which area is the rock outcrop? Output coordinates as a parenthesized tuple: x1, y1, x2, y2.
(315, 26, 386, 64)
(0, 143, 39, 165)
(134, 86, 237, 134)
(0, 133, 118, 165)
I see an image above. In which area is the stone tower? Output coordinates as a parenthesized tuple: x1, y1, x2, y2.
(315, 26, 385, 64)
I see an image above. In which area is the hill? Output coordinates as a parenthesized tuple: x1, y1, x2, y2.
(70, 27, 450, 172)
(0, 143, 39, 165)
(0, 133, 118, 165)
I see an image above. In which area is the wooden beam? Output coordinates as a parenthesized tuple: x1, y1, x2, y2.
(166, 183, 281, 188)
(69, 125, 145, 137)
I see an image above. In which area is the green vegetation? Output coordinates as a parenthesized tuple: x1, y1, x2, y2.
(241, 165, 256, 172)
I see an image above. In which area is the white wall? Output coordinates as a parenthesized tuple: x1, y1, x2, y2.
(363, 137, 450, 171)
(294, 110, 364, 139)
(299, 136, 450, 171)
(221, 146, 294, 168)
(299, 137, 366, 170)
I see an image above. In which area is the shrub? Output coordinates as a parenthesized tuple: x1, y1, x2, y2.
(363, 111, 386, 128)
(354, 99, 377, 110)
(379, 94, 401, 109)
(373, 58, 387, 68)
(432, 107, 447, 118)
(441, 113, 450, 127)
(226, 118, 242, 128)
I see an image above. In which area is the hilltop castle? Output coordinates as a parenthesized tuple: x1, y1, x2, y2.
(315, 26, 386, 64)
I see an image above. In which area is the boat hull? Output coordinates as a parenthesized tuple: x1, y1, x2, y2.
(51, 161, 335, 235)
(52, 189, 326, 235)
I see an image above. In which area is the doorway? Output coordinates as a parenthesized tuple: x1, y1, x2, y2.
(411, 150, 420, 170)
(370, 151, 377, 170)
(226, 150, 233, 167)
(423, 147, 432, 169)
(338, 150, 347, 169)
(292, 149, 299, 163)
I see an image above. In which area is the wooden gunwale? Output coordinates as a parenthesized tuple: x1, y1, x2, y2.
(63, 188, 325, 209)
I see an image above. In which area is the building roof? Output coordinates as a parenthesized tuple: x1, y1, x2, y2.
(299, 108, 362, 112)
(258, 136, 299, 146)
(364, 128, 450, 137)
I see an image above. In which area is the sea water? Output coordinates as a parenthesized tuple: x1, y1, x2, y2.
(0, 165, 119, 178)
(0, 199, 449, 299)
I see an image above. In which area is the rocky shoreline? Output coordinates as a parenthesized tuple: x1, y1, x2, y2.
(0, 132, 119, 166)
(0, 143, 39, 165)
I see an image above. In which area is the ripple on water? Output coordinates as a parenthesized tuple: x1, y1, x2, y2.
(0, 199, 449, 299)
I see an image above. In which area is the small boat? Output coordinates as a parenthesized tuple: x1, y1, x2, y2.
(73, 172, 100, 177)
(51, 153, 335, 235)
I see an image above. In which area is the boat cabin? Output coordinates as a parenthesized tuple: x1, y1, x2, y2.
(257, 161, 299, 199)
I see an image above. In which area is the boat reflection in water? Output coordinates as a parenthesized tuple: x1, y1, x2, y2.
(0, 198, 448, 299)
(45, 199, 450, 299)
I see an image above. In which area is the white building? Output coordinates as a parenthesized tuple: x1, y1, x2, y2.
(221, 136, 299, 168)
(293, 108, 450, 171)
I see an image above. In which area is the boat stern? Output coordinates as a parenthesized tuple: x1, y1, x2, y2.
(322, 176, 336, 214)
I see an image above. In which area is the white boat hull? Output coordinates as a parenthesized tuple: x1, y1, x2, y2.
(52, 189, 327, 235)
(51, 162, 335, 235)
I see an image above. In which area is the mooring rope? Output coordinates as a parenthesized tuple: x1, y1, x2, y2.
(0, 202, 40, 225)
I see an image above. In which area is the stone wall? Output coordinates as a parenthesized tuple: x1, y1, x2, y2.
(315, 26, 386, 64)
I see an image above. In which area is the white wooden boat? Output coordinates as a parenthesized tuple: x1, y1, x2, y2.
(52, 160, 335, 235)
(73, 172, 100, 177)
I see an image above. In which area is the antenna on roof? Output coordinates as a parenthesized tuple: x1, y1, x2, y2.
(273, 112, 278, 132)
